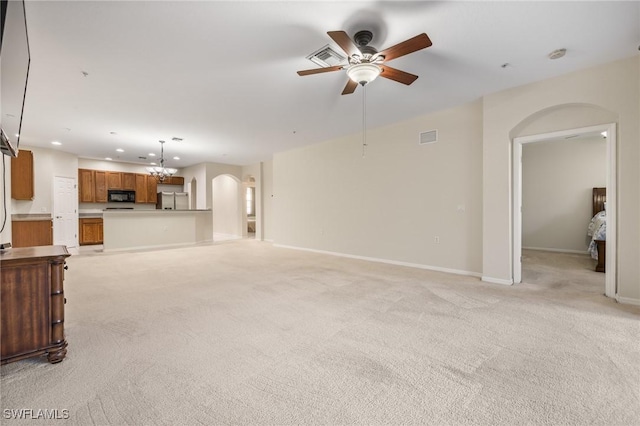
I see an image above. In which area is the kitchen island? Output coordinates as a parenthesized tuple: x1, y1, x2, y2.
(103, 209, 212, 252)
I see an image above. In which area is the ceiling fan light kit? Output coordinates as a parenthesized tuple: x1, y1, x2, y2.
(347, 63, 381, 85)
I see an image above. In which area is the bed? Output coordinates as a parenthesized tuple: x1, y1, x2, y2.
(587, 187, 606, 272)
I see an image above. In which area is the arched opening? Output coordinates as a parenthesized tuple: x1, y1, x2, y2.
(211, 174, 243, 241)
(511, 104, 617, 298)
(245, 176, 256, 239)
(189, 177, 198, 210)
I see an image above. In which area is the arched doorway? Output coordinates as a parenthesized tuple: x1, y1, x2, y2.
(211, 174, 243, 241)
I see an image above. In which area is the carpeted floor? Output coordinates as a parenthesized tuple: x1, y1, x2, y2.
(1, 242, 638, 425)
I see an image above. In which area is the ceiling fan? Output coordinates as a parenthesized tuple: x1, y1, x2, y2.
(297, 30, 432, 95)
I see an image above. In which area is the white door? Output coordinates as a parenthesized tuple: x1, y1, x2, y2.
(53, 176, 77, 248)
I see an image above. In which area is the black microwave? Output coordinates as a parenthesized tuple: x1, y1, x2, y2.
(108, 190, 135, 203)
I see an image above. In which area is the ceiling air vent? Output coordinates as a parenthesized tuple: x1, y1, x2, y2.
(419, 130, 438, 145)
(306, 44, 346, 68)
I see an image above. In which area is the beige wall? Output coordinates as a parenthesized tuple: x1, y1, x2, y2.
(522, 136, 606, 252)
(274, 99, 483, 274)
(483, 56, 639, 300)
(212, 174, 242, 239)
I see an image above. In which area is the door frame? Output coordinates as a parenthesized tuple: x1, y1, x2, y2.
(53, 175, 78, 248)
(512, 123, 617, 298)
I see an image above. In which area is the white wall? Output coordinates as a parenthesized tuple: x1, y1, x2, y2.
(482, 55, 639, 300)
(12, 146, 78, 215)
(522, 136, 606, 252)
(273, 100, 483, 274)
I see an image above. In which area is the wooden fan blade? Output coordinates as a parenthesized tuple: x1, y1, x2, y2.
(379, 65, 419, 85)
(297, 65, 343, 76)
(377, 33, 432, 62)
(341, 79, 358, 95)
(328, 31, 360, 57)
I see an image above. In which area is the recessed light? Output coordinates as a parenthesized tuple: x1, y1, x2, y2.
(110, 131, 117, 135)
(173, 156, 180, 160)
(149, 153, 156, 157)
(116, 148, 124, 152)
(150, 162, 157, 166)
(105, 157, 113, 161)
(548, 48, 566, 60)
(51, 141, 62, 145)
(171, 137, 183, 142)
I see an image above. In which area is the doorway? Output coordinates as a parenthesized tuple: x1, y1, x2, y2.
(53, 176, 77, 248)
(211, 174, 243, 241)
(513, 123, 617, 298)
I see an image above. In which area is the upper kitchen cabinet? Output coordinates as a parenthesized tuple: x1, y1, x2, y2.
(11, 149, 34, 200)
(78, 169, 95, 202)
(135, 174, 157, 204)
(106, 172, 122, 190)
(122, 173, 135, 190)
(106, 172, 135, 190)
(94, 171, 107, 203)
(163, 176, 184, 186)
(78, 169, 107, 203)
(147, 177, 158, 204)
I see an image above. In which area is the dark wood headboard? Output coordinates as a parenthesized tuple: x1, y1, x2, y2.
(593, 187, 606, 217)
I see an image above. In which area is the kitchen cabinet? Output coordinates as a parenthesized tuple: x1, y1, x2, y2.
(11, 220, 53, 248)
(163, 176, 184, 186)
(94, 171, 107, 203)
(78, 169, 95, 202)
(79, 218, 103, 245)
(78, 169, 106, 203)
(107, 172, 122, 190)
(135, 174, 158, 204)
(147, 177, 158, 204)
(1, 245, 70, 364)
(135, 174, 148, 203)
(122, 173, 136, 190)
(11, 149, 34, 200)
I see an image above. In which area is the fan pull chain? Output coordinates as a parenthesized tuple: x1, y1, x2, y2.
(362, 83, 367, 158)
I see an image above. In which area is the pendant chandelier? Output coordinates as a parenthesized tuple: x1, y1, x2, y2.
(146, 140, 177, 182)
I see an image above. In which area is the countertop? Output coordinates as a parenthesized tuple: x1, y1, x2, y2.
(11, 214, 52, 222)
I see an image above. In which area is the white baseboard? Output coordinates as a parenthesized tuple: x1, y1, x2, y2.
(481, 276, 514, 286)
(616, 295, 640, 306)
(103, 240, 212, 253)
(523, 246, 588, 255)
(273, 244, 482, 279)
(213, 233, 242, 242)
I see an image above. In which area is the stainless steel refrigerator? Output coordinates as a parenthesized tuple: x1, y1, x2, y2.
(175, 192, 189, 210)
(157, 192, 175, 210)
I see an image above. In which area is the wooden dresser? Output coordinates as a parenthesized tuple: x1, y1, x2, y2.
(1, 246, 70, 364)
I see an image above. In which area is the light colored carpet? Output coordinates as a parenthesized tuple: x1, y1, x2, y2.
(1, 242, 639, 425)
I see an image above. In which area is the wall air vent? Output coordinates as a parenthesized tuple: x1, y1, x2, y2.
(306, 44, 346, 68)
(419, 130, 438, 145)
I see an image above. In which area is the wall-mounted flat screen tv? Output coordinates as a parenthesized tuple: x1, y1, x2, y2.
(0, 0, 31, 157)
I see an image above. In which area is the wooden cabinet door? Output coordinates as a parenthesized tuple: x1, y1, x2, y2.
(78, 169, 95, 202)
(135, 174, 148, 203)
(79, 218, 104, 245)
(11, 221, 53, 248)
(94, 171, 107, 203)
(147, 177, 158, 204)
(11, 150, 34, 200)
(107, 172, 122, 190)
(122, 173, 136, 190)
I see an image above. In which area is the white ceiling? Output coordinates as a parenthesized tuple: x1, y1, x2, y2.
(11, 1, 640, 167)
